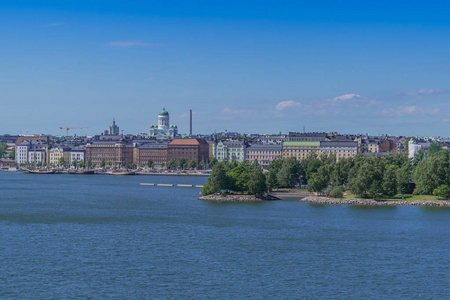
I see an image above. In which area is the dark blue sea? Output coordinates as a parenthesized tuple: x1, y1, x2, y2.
(0, 172, 449, 299)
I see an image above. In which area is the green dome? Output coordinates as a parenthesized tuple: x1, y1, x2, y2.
(159, 106, 169, 116)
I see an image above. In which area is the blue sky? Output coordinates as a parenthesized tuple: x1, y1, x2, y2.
(1, 1, 450, 137)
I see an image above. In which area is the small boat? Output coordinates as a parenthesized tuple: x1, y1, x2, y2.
(68, 170, 95, 175)
(28, 169, 56, 174)
(106, 171, 135, 175)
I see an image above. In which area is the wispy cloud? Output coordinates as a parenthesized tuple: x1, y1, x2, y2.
(275, 100, 301, 111)
(380, 106, 439, 117)
(108, 40, 162, 48)
(404, 88, 449, 97)
(330, 94, 378, 106)
(43, 22, 65, 28)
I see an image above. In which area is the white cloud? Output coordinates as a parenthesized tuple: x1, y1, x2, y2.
(275, 100, 301, 111)
(380, 106, 439, 117)
(332, 94, 363, 103)
(108, 41, 162, 48)
(405, 88, 448, 97)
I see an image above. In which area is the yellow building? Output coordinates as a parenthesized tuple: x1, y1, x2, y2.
(49, 146, 71, 166)
(282, 141, 320, 160)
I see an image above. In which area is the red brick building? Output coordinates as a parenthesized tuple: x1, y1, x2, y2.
(85, 140, 133, 168)
(168, 138, 209, 167)
(134, 142, 168, 168)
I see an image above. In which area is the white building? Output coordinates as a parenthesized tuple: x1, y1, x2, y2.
(70, 146, 86, 165)
(213, 140, 247, 162)
(149, 106, 178, 138)
(16, 141, 30, 165)
(408, 139, 430, 158)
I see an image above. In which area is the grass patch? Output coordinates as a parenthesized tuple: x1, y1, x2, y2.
(342, 193, 439, 201)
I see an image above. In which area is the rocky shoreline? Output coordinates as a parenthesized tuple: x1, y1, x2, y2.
(199, 194, 280, 202)
(301, 196, 450, 207)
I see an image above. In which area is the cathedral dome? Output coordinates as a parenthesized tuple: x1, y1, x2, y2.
(159, 106, 169, 116)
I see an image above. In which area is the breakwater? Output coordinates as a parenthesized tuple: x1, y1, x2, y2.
(199, 194, 280, 202)
(301, 196, 450, 207)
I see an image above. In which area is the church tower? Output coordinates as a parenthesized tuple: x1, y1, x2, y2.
(158, 106, 169, 130)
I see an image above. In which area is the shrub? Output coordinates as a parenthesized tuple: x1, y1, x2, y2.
(329, 187, 343, 198)
(433, 185, 450, 200)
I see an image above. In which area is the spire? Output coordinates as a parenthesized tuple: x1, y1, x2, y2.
(113, 117, 115, 125)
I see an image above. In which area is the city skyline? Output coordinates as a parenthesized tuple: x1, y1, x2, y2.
(1, 1, 450, 136)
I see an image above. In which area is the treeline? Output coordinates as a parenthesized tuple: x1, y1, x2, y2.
(203, 146, 450, 199)
(202, 160, 267, 197)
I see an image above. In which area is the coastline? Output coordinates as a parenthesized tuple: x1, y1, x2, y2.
(301, 196, 450, 207)
(199, 194, 280, 202)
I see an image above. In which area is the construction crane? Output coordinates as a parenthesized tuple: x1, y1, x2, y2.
(59, 127, 89, 139)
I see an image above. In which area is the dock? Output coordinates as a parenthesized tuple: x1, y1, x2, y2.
(140, 183, 203, 188)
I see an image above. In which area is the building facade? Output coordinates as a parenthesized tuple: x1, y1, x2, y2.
(134, 142, 168, 168)
(168, 138, 209, 167)
(85, 140, 133, 168)
(149, 106, 178, 138)
(212, 140, 247, 162)
(282, 141, 320, 160)
(49, 146, 71, 166)
(246, 144, 282, 168)
(320, 141, 359, 161)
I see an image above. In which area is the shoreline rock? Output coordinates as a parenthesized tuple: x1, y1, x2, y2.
(301, 196, 450, 207)
(199, 194, 280, 202)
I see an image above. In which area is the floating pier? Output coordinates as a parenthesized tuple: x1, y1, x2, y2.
(140, 183, 203, 188)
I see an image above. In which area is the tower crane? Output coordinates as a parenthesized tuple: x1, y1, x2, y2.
(59, 127, 89, 139)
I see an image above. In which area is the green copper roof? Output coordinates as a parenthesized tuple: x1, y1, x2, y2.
(159, 106, 169, 116)
(282, 141, 320, 147)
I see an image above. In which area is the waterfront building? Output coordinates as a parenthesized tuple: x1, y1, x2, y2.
(49, 146, 71, 166)
(320, 141, 359, 161)
(85, 140, 133, 168)
(149, 106, 178, 138)
(282, 141, 320, 160)
(16, 140, 49, 165)
(246, 144, 282, 168)
(134, 141, 168, 168)
(212, 140, 247, 162)
(16, 141, 30, 165)
(168, 138, 209, 167)
(70, 145, 86, 165)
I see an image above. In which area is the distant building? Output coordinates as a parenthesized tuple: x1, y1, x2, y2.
(85, 140, 133, 168)
(168, 138, 209, 167)
(134, 141, 168, 168)
(16, 140, 49, 165)
(108, 118, 120, 135)
(70, 145, 86, 165)
(288, 132, 329, 142)
(282, 141, 320, 160)
(212, 140, 247, 162)
(246, 144, 282, 168)
(49, 146, 71, 166)
(320, 141, 359, 161)
(149, 106, 178, 138)
(408, 139, 430, 158)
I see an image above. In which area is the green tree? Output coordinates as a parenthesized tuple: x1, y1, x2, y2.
(428, 142, 441, 154)
(382, 165, 398, 197)
(130, 163, 136, 169)
(199, 160, 206, 170)
(108, 160, 112, 167)
(0, 143, 7, 158)
(178, 156, 187, 169)
(188, 159, 197, 169)
(266, 170, 278, 192)
(58, 157, 66, 167)
(78, 160, 85, 168)
(433, 185, 450, 199)
(307, 165, 331, 194)
(201, 162, 229, 195)
(414, 156, 450, 195)
(209, 157, 218, 168)
(100, 158, 106, 168)
(396, 166, 411, 194)
(161, 162, 165, 169)
(87, 158, 93, 168)
(248, 167, 267, 197)
(8, 147, 15, 160)
(227, 164, 251, 193)
(348, 158, 384, 198)
(147, 159, 154, 169)
(277, 157, 301, 188)
(72, 159, 78, 168)
(168, 158, 177, 169)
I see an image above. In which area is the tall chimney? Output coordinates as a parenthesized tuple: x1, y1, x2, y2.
(189, 109, 192, 136)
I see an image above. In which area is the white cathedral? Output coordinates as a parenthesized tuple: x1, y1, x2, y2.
(149, 106, 178, 138)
